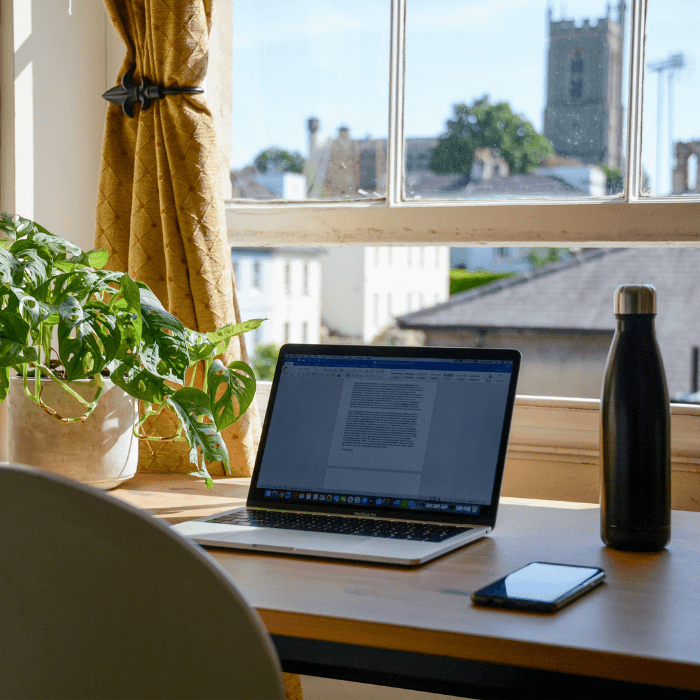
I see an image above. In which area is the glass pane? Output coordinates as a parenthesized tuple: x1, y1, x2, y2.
(404, 1, 630, 201)
(235, 244, 700, 402)
(230, 0, 390, 202)
(642, 0, 700, 196)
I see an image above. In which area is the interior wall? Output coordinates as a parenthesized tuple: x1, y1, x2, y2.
(0, 0, 119, 460)
(1, 0, 112, 250)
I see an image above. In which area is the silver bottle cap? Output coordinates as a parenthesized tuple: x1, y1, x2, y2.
(614, 284, 656, 315)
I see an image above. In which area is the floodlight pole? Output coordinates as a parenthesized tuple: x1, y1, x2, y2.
(648, 53, 686, 194)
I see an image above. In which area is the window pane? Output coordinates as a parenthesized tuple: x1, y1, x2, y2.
(230, 0, 390, 202)
(643, 0, 700, 196)
(404, 1, 629, 201)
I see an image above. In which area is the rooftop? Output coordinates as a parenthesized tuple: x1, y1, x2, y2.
(398, 248, 700, 395)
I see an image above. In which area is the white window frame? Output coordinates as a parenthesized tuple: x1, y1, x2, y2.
(224, 0, 700, 246)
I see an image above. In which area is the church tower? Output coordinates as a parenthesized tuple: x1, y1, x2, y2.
(543, 2, 625, 169)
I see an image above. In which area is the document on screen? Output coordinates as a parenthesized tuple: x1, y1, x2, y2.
(326, 380, 437, 477)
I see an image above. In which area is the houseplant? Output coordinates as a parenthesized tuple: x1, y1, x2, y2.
(0, 212, 262, 488)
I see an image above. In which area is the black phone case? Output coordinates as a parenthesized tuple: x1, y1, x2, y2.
(471, 563, 605, 613)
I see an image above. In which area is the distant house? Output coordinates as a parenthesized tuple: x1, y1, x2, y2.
(397, 249, 700, 399)
(230, 170, 306, 200)
(321, 246, 450, 343)
(231, 248, 323, 357)
(450, 247, 532, 273)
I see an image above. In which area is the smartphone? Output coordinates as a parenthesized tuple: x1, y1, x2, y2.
(471, 562, 605, 613)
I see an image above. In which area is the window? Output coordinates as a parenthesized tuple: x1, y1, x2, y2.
(252, 262, 262, 291)
(303, 263, 310, 295)
(284, 263, 291, 296)
(225, 0, 699, 245)
(571, 49, 584, 99)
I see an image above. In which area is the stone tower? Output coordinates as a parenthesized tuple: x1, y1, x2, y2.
(543, 2, 626, 169)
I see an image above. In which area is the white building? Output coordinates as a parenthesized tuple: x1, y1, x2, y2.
(254, 172, 307, 200)
(321, 247, 450, 343)
(231, 248, 323, 356)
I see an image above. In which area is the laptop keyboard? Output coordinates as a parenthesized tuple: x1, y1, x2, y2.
(208, 509, 472, 542)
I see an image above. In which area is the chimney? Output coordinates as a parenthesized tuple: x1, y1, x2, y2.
(307, 117, 320, 156)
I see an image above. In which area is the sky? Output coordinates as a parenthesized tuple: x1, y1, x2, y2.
(230, 0, 699, 195)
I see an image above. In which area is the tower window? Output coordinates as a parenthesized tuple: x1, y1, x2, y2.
(571, 78, 583, 99)
(571, 49, 584, 99)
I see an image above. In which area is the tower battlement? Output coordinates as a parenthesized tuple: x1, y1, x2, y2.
(550, 18, 610, 35)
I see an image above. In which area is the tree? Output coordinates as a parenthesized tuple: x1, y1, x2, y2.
(252, 344, 280, 381)
(254, 148, 304, 174)
(430, 97, 554, 177)
(602, 166, 623, 195)
(527, 248, 569, 268)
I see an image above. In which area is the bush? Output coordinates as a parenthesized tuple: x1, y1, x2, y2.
(450, 270, 514, 295)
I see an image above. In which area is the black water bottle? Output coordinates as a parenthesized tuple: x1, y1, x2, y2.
(600, 284, 670, 551)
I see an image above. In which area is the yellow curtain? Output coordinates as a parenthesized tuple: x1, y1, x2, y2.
(95, 0, 259, 478)
(96, 4, 302, 694)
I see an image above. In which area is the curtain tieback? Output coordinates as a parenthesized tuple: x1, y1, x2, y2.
(102, 67, 204, 118)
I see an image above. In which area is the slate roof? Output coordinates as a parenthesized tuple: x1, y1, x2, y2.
(398, 248, 700, 396)
(404, 172, 585, 200)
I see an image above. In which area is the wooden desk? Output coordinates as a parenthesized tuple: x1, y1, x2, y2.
(114, 474, 700, 698)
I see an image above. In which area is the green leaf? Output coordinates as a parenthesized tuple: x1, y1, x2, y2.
(183, 329, 216, 363)
(86, 249, 109, 270)
(0, 366, 9, 402)
(207, 359, 256, 431)
(139, 287, 190, 384)
(168, 387, 230, 472)
(110, 355, 172, 404)
(58, 296, 83, 325)
(57, 303, 121, 380)
(0, 338, 38, 368)
(206, 318, 265, 355)
(0, 310, 30, 344)
(111, 274, 143, 359)
(53, 248, 110, 272)
(44, 270, 99, 304)
(0, 247, 18, 284)
(0, 213, 17, 239)
(23, 231, 81, 258)
(188, 468, 214, 489)
(10, 288, 57, 329)
(9, 245, 51, 289)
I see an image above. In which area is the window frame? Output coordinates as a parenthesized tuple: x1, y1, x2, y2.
(224, 0, 700, 247)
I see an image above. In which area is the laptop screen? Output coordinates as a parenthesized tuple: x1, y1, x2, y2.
(248, 345, 520, 526)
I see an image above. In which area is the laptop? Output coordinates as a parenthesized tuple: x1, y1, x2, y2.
(172, 344, 521, 566)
